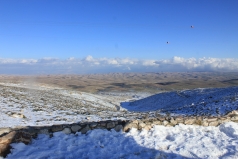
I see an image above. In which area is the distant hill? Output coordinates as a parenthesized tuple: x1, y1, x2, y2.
(122, 86, 238, 116)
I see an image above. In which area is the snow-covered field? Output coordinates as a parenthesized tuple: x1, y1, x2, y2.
(1, 82, 238, 158)
(4, 122, 238, 159)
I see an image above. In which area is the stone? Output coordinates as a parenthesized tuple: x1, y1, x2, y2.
(207, 117, 218, 122)
(22, 127, 39, 137)
(81, 125, 91, 134)
(196, 116, 203, 121)
(219, 117, 228, 121)
(184, 118, 196, 125)
(95, 126, 106, 129)
(114, 125, 123, 132)
(13, 131, 32, 144)
(62, 128, 71, 134)
(39, 129, 50, 135)
(132, 120, 139, 124)
(100, 122, 107, 127)
(170, 119, 177, 126)
(90, 123, 98, 128)
(227, 110, 238, 116)
(71, 125, 82, 132)
(231, 115, 238, 121)
(175, 117, 184, 123)
(194, 119, 202, 125)
(0, 128, 11, 136)
(138, 122, 146, 129)
(209, 121, 219, 126)
(0, 143, 10, 157)
(153, 120, 162, 125)
(166, 124, 173, 127)
(143, 125, 151, 131)
(123, 122, 138, 132)
(115, 105, 120, 111)
(11, 113, 25, 118)
(202, 121, 209, 126)
(145, 121, 152, 126)
(51, 125, 63, 132)
(162, 120, 169, 126)
(0, 131, 16, 144)
(157, 117, 165, 121)
(107, 122, 115, 129)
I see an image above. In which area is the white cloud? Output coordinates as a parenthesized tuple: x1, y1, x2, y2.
(0, 58, 37, 64)
(154, 57, 238, 71)
(0, 56, 237, 74)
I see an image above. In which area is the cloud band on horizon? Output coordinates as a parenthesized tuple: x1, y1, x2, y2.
(0, 56, 237, 75)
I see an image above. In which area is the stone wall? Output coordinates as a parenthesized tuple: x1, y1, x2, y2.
(1, 110, 238, 157)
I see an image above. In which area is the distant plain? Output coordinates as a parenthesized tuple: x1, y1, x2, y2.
(1, 72, 238, 93)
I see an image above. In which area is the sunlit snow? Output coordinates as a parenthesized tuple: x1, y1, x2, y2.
(5, 122, 238, 159)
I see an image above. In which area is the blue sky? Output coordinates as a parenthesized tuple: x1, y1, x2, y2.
(0, 1, 238, 74)
(1, 0, 237, 60)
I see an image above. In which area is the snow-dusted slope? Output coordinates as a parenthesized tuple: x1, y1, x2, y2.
(1, 81, 238, 128)
(123, 87, 238, 116)
(5, 122, 238, 159)
(0, 83, 134, 128)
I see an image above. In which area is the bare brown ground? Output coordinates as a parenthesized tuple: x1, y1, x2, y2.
(0, 72, 238, 93)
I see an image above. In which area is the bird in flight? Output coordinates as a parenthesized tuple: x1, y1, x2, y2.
(166, 26, 194, 44)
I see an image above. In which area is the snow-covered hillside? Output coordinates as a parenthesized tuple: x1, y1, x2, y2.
(1, 81, 238, 128)
(0, 82, 148, 128)
(5, 122, 238, 159)
(123, 87, 238, 116)
(1, 82, 238, 158)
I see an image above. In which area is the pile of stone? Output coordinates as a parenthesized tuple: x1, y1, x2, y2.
(1, 110, 238, 157)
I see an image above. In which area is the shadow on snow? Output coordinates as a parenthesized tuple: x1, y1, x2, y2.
(6, 129, 191, 159)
